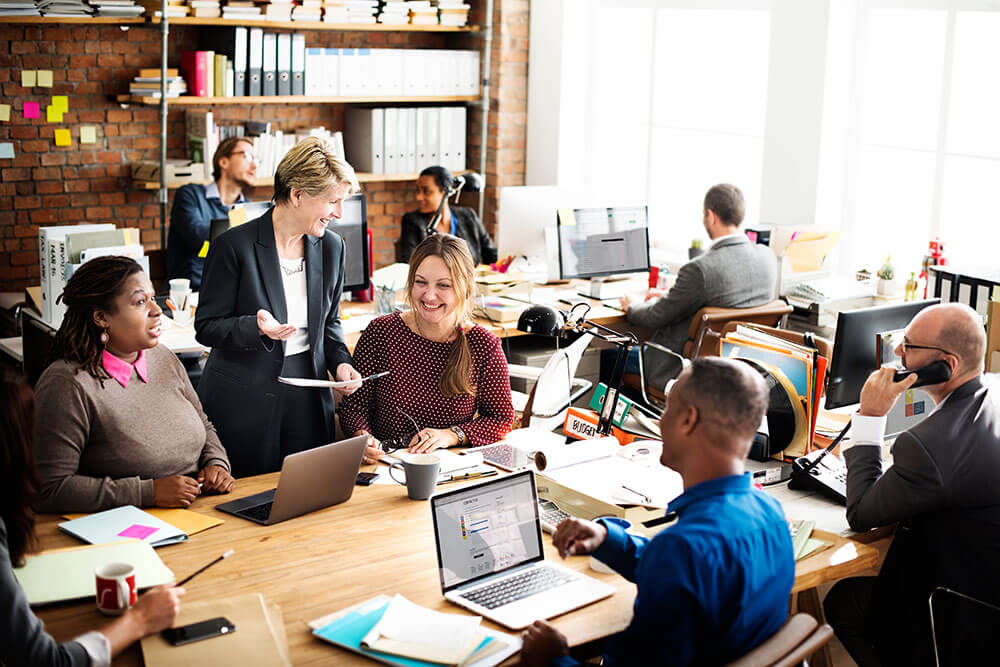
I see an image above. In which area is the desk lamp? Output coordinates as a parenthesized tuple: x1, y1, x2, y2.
(517, 303, 637, 436)
(425, 172, 484, 236)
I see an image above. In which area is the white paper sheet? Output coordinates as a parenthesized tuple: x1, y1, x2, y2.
(277, 371, 388, 388)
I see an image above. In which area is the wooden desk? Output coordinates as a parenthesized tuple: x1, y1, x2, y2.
(31, 470, 876, 665)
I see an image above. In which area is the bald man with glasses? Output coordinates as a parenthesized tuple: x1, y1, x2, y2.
(824, 303, 1000, 666)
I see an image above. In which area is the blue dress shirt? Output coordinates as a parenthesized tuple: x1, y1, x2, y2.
(166, 181, 247, 290)
(553, 473, 794, 666)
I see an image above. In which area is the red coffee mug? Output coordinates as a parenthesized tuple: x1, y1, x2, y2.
(95, 562, 137, 616)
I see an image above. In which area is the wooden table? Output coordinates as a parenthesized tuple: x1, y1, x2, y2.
(31, 470, 876, 665)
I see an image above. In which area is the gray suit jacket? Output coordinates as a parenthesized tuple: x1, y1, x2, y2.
(626, 235, 777, 353)
(845, 376, 1000, 663)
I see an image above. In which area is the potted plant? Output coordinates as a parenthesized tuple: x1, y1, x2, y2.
(689, 238, 705, 260)
(877, 255, 897, 296)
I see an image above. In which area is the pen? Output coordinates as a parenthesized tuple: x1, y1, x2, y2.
(164, 299, 177, 312)
(621, 485, 651, 504)
(177, 549, 234, 586)
(437, 470, 498, 485)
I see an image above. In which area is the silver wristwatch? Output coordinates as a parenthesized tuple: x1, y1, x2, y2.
(449, 425, 467, 446)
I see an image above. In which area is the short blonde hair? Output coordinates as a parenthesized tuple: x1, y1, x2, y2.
(272, 136, 359, 205)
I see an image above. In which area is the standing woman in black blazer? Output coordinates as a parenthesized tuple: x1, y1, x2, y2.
(195, 137, 363, 478)
(399, 166, 498, 266)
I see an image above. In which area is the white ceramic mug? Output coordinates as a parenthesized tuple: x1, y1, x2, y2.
(95, 562, 137, 616)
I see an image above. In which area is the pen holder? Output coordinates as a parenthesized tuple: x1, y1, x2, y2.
(374, 288, 396, 316)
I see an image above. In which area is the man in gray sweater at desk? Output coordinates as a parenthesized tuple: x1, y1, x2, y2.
(824, 303, 1000, 665)
(620, 183, 777, 355)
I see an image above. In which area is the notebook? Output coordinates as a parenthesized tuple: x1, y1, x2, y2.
(431, 470, 615, 630)
(13, 540, 174, 605)
(59, 505, 188, 547)
(61, 508, 222, 537)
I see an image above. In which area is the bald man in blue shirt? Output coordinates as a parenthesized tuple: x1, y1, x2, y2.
(522, 357, 795, 666)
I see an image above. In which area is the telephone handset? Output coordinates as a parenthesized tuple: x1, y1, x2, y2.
(892, 360, 951, 388)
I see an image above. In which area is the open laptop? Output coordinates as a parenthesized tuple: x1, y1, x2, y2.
(216, 435, 368, 525)
(430, 470, 615, 630)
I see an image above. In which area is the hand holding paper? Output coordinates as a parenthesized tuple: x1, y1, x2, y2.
(278, 371, 388, 389)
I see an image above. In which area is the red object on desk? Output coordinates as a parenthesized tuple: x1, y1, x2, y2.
(649, 265, 659, 289)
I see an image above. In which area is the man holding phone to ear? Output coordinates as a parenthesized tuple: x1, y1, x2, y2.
(825, 303, 1000, 666)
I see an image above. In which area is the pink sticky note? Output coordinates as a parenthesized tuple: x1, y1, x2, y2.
(24, 102, 39, 119)
(117, 524, 159, 540)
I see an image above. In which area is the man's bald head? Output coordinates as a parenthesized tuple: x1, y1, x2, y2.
(909, 303, 985, 375)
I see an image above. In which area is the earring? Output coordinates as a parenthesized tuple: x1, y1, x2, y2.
(100, 330, 109, 345)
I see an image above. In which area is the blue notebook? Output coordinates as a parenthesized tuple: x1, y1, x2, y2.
(311, 596, 515, 666)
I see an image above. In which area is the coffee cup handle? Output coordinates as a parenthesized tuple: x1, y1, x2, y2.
(388, 462, 406, 485)
(117, 578, 129, 609)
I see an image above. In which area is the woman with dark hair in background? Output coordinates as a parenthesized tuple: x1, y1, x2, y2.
(399, 165, 498, 266)
(33, 256, 233, 514)
(340, 234, 513, 464)
(1, 370, 185, 666)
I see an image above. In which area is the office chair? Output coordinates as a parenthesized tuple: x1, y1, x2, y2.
(508, 332, 593, 432)
(928, 586, 1000, 666)
(684, 299, 793, 358)
(725, 613, 833, 667)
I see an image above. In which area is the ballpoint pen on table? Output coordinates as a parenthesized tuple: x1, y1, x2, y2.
(620, 484, 651, 505)
(177, 549, 234, 586)
(438, 470, 498, 485)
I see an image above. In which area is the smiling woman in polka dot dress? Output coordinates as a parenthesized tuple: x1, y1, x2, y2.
(338, 235, 514, 463)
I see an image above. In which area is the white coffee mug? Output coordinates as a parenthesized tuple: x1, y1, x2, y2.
(95, 562, 137, 616)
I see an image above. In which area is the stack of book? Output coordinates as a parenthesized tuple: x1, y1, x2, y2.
(323, 0, 377, 23)
(129, 68, 187, 98)
(377, 0, 408, 24)
(263, 0, 293, 20)
(139, 0, 186, 16)
(188, 0, 219, 17)
(0, 1, 40, 16)
(292, 0, 321, 21)
(39, 0, 91, 15)
(437, 0, 468, 26)
(408, 0, 435, 24)
(90, 0, 143, 15)
(221, 0, 259, 18)
(180, 51, 234, 97)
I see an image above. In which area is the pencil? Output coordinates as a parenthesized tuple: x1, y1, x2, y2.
(177, 549, 234, 586)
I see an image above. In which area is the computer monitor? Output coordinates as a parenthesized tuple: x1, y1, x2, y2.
(556, 205, 650, 280)
(825, 298, 940, 409)
(331, 193, 370, 293)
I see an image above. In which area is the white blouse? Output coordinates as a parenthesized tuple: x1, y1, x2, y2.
(278, 256, 310, 357)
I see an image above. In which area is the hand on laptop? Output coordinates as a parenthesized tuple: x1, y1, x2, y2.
(153, 475, 201, 508)
(521, 620, 569, 667)
(552, 518, 608, 559)
(198, 465, 235, 494)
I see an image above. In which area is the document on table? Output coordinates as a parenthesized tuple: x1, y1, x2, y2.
(361, 594, 484, 664)
(277, 371, 389, 388)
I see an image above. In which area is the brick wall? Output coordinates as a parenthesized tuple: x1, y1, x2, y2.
(0, 2, 529, 292)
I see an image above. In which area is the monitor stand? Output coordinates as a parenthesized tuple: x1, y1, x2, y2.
(581, 276, 631, 300)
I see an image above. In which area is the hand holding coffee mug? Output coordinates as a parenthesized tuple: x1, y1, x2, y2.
(388, 453, 441, 500)
(96, 562, 137, 616)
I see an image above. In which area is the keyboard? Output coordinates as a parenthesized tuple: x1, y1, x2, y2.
(480, 442, 517, 470)
(459, 565, 577, 610)
(238, 502, 273, 522)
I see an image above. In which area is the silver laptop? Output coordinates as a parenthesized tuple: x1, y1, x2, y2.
(430, 470, 615, 630)
(216, 435, 368, 525)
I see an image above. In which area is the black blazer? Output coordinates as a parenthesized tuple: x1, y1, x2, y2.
(844, 376, 1000, 664)
(399, 206, 498, 266)
(194, 209, 353, 477)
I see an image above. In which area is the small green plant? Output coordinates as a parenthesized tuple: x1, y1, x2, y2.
(691, 238, 703, 249)
(877, 255, 895, 281)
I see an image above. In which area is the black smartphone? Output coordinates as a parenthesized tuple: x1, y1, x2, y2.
(356, 472, 379, 486)
(161, 617, 235, 646)
(893, 360, 952, 388)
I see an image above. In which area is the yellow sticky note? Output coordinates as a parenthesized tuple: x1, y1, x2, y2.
(0, 105, 9, 122)
(36, 70, 53, 88)
(54, 128, 71, 147)
(21, 70, 35, 87)
(46, 106, 63, 123)
(198, 241, 211, 258)
(557, 208, 577, 226)
(228, 206, 249, 227)
(79, 126, 97, 144)
(52, 95, 68, 113)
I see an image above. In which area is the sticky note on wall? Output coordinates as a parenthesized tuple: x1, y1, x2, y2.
(21, 70, 36, 87)
(80, 126, 97, 144)
(54, 129, 71, 147)
(0, 105, 9, 122)
(23, 102, 39, 119)
(0, 143, 14, 159)
(37, 70, 53, 87)
(46, 106, 62, 123)
(52, 95, 68, 112)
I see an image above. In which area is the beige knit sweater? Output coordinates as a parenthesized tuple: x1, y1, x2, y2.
(33, 344, 230, 513)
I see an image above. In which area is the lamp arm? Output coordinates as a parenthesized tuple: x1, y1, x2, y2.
(578, 319, 639, 347)
(426, 193, 449, 236)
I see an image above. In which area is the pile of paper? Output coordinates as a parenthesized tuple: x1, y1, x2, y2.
(437, 0, 469, 26)
(221, 0, 259, 18)
(292, 0, 321, 21)
(323, 0, 376, 23)
(377, 0, 408, 24)
(40, 0, 91, 15)
(129, 68, 188, 98)
(263, 0, 292, 20)
(89, 0, 143, 15)
(188, 0, 219, 17)
(0, 1, 40, 16)
(407, 0, 435, 24)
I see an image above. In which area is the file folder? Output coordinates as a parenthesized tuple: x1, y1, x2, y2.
(262, 32, 277, 96)
(277, 32, 291, 96)
(248, 28, 263, 96)
(291, 32, 305, 96)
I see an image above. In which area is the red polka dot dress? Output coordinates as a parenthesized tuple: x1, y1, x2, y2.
(338, 312, 514, 446)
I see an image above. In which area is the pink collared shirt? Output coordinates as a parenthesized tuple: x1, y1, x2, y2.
(101, 349, 148, 388)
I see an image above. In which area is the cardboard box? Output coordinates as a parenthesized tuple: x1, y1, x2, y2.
(131, 160, 205, 184)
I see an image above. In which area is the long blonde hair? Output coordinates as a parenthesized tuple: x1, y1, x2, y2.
(406, 235, 476, 397)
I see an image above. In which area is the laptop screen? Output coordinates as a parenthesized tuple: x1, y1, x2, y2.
(431, 471, 544, 591)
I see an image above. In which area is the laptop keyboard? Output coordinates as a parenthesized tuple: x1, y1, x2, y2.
(459, 565, 577, 610)
(239, 502, 273, 522)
